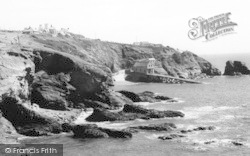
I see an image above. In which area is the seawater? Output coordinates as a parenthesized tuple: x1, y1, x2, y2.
(23, 76, 250, 156)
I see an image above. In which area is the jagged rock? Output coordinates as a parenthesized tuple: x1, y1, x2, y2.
(72, 124, 109, 138)
(193, 126, 216, 131)
(0, 96, 62, 136)
(123, 104, 184, 118)
(130, 123, 176, 131)
(69, 124, 132, 139)
(0, 113, 19, 143)
(224, 61, 250, 76)
(118, 90, 175, 103)
(232, 141, 243, 146)
(86, 104, 184, 122)
(158, 134, 185, 140)
(31, 71, 75, 110)
(180, 126, 216, 134)
(117, 90, 142, 102)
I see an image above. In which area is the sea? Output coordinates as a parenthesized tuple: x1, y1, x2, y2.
(22, 53, 250, 156)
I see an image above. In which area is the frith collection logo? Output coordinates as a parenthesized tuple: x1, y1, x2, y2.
(188, 12, 237, 41)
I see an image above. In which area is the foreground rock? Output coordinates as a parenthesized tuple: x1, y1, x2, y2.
(129, 123, 176, 131)
(1, 96, 63, 136)
(0, 113, 20, 143)
(180, 126, 216, 134)
(224, 60, 250, 76)
(118, 90, 175, 103)
(86, 104, 184, 122)
(63, 123, 132, 139)
(158, 134, 185, 140)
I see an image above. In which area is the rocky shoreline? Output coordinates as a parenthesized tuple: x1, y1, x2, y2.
(1, 30, 248, 145)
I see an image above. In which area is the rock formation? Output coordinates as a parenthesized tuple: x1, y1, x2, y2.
(63, 123, 132, 139)
(224, 60, 250, 76)
(0, 30, 219, 142)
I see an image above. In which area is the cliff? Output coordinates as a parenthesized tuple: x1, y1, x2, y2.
(0, 30, 219, 142)
(30, 33, 221, 78)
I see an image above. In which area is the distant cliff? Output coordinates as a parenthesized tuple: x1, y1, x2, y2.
(31, 33, 221, 79)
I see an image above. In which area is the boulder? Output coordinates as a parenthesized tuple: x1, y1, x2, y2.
(224, 61, 250, 76)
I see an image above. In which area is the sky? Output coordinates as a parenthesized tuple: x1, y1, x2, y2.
(1, 0, 249, 55)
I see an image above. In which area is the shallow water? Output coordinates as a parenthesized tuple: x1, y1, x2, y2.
(23, 76, 250, 156)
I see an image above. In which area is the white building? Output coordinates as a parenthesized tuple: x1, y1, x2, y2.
(133, 58, 156, 74)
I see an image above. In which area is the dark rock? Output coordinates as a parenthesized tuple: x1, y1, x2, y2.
(130, 123, 176, 131)
(118, 90, 174, 103)
(232, 141, 243, 146)
(118, 90, 142, 102)
(158, 134, 185, 140)
(101, 128, 132, 138)
(72, 124, 109, 138)
(180, 130, 192, 133)
(86, 108, 125, 122)
(31, 71, 74, 110)
(204, 140, 216, 144)
(154, 95, 171, 101)
(180, 126, 216, 134)
(62, 123, 73, 132)
(0, 96, 62, 136)
(123, 104, 185, 118)
(71, 124, 132, 139)
(193, 126, 216, 131)
(87, 104, 184, 122)
(224, 61, 250, 76)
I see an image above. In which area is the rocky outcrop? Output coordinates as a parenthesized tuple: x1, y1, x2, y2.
(86, 104, 184, 122)
(117, 90, 141, 102)
(129, 123, 176, 131)
(180, 126, 216, 134)
(0, 112, 20, 143)
(63, 123, 132, 139)
(161, 51, 221, 78)
(0, 37, 132, 139)
(158, 134, 185, 140)
(1, 31, 216, 142)
(118, 90, 175, 103)
(224, 60, 250, 76)
(31, 33, 221, 79)
(0, 96, 63, 136)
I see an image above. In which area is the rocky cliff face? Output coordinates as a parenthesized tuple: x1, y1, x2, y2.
(0, 31, 219, 142)
(224, 60, 250, 76)
(0, 31, 130, 139)
(32, 33, 221, 78)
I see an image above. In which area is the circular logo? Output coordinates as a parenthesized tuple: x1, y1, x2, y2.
(5, 148, 11, 153)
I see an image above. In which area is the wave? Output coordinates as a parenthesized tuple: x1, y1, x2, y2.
(181, 106, 240, 119)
